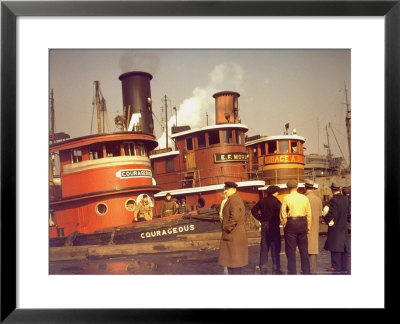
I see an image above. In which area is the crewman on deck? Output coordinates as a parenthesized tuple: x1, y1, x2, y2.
(304, 179, 323, 274)
(280, 179, 312, 274)
(135, 194, 153, 221)
(176, 198, 191, 214)
(160, 193, 177, 217)
(218, 181, 248, 274)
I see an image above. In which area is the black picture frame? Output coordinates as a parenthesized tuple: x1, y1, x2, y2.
(1, 0, 398, 322)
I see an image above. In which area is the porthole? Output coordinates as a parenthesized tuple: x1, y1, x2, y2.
(96, 202, 108, 216)
(125, 199, 136, 211)
(198, 198, 205, 208)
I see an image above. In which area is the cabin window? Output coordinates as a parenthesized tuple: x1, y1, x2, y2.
(125, 199, 136, 211)
(260, 143, 266, 155)
(124, 142, 136, 156)
(105, 142, 121, 157)
(268, 141, 277, 154)
(95, 203, 108, 216)
(291, 141, 298, 153)
(221, 130, 233, 144)
(279, 140, 288, 153)
(208, 131, 220, 145)
(197, 133, 206, 148)
(137, 142, 147, 156)
(186, 137, 193, 150)
(236, 131, 244, 145)
(166, 157, 174, 173)
(71, 149, 82, 163)
(89, 144, 103, 160)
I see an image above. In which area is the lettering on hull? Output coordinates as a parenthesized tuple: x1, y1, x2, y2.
(140, 224, 195, 239)
(214, 153, 248, 163)
(116, 169, 152, 179)
(265, 155, 305, 164)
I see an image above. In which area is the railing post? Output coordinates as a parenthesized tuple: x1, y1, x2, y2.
(198, 169, 201, 187)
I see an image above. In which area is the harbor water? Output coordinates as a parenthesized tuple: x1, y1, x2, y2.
(49, 235, 350, 275)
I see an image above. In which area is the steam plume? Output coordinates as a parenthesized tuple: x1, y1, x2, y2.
(157, 63, 244, 148)
(119, 51, 160, 75)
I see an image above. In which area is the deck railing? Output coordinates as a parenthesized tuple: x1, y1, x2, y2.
(154, 163, 305, 189)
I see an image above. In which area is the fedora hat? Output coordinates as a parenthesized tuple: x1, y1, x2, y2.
(330, 182, 341, 190)
(224, 181, 238, 189)
(304, 179, 315, 189)
(266, 185, 280, 195)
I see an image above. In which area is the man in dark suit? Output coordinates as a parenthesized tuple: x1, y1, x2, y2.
(251, 185, 282, 274)
(324, 182, 351, 274)
(218, 181, 248, 274)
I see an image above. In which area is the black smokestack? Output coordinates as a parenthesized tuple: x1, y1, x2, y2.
(119, 71, 154, 135)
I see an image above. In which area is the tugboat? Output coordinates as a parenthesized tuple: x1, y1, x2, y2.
(49, 71, 222, 249)
(149, 91, 265, 214)
(245, 123, 307, 198)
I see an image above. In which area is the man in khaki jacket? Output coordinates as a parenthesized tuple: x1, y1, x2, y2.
(280, 179, 312, 274)
(218, 182, 248, 274)
(135, 194, 153, 221)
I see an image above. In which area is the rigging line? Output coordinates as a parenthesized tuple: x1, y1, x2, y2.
(330, 124, 347, 138)
(152, 111, 163, 127)
(329, 125, 347, 164)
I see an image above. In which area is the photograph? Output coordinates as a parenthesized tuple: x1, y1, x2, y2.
(49, 49, 351, 276)
(1, 0, 396, 320)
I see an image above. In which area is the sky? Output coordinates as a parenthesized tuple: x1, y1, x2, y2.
(49, 49, 351, 164)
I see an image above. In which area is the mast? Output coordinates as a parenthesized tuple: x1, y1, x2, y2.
(344, 82, 351, 171)
(49, 88, 55, 190)
(317, 117, 319, 154)
(163, 95, 168, 148)
(50, 88, 55, 144)
(92, 81, 111, 134)
(325, 124, 333, 166)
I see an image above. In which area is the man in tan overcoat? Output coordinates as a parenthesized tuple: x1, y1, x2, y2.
(218, 181, 248, 274)
(304, 179, 323, 274)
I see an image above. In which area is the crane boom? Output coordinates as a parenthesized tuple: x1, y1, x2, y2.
(92, 81, 111, 134)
